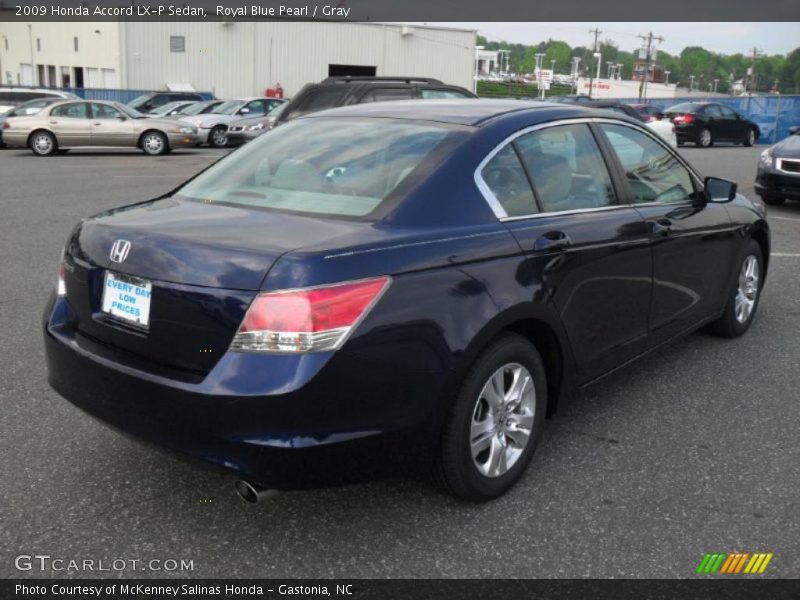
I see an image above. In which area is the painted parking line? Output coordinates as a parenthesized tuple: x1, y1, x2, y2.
(771, 253, 800, 257)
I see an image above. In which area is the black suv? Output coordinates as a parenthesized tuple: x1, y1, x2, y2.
(127, 91, 206, 114)
(275, 76, 476, 125)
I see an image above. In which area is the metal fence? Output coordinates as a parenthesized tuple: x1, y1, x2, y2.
(62, 87, 215, 104)
(615, 95, 800, 145)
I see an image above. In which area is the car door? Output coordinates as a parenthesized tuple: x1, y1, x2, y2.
(596, 121, 739, 342)
(701, 104, 727, 140)
(479, 121, 652, 382)
(719, 105, 746, 141)
(90, 103, 134, 146)
(47, 102, 92, 146)
(240, 99, 270, 118)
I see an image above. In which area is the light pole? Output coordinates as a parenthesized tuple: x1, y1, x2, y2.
(713, 78, 719, 93)
(473, 45, 484, 94)
(664, 70, 671, 85)
(589, 51, 601, 98)
(689, 74, 695, 91)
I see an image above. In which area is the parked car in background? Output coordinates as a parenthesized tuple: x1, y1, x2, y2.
(44, 100, 769, 502)
(146, 100, 199, 118)
(172, 100, 225, 119)
(127, 91, 205, 114)
(664, 102, 759, 148)
(755, 126, 800, 205)
(180, 97, 286, 147)
(0, 87, 79, 114)
(628, 103, 664, 122)
(226, 103, 288, 146)
(583, 101, 677, 147)
(3, 100, 199, 156)
(274, 76, 475, 125)
(0, 97, 64, 147)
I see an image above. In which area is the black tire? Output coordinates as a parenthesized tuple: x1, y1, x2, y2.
(706, 239, 763, 338)
(140, 131, 168, 156)
(435, 333, 547, 501)
(209, 125, 228, 148)
(759, 194, 785, 206)
(696, 127, 713, 148)
(29, 130, 57, 156)
(743, 127, 757, 147)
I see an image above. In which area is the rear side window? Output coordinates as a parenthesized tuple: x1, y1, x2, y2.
(176, 118, 459, 218)
(480, 145, 538, 217)
(360, 88, 416, 103)
(719, 105, 737, 118)
(421, 89, 471, 99)
(515, 124, 617, 212)
(51, 103, 89, 118)
(600, 123, 696, 204)
(284, 87, 349, 120)
(702, 104, 722, 117)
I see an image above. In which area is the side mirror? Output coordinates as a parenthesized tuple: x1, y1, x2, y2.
(239, 107, 250, 115)
(790, 126, 800, 136)
(704, 176, 737, 203)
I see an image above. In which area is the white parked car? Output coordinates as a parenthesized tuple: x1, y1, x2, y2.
(585, 101, 677, 148)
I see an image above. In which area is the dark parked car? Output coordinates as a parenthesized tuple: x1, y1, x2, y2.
(127, 91, 205, 114)
(274, 76, 475, 125)
(664, 102, 759, 148)
(628, 103, 664, 122)
(44, 100, 769, 502)
(755, 126, 800, 205)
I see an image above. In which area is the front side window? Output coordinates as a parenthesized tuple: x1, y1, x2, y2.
(600, 123, 696, 204)
(703, 104, 722, 117)
(176, 118, 461, 218)
(480, 145, 537, 217)
(51, 102, 88, 119)
(515, 123, 617, 212)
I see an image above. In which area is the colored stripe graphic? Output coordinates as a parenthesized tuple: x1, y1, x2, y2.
(700, 552, 773, 575)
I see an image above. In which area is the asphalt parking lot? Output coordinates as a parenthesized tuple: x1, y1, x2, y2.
(1, 144, 798, 579)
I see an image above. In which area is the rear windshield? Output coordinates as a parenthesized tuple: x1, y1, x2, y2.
(176, 118, 459, 218)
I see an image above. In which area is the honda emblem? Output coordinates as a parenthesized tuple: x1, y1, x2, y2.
(109, 239, 131, 264)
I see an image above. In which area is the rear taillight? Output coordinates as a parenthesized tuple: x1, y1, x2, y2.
(230, 276, 390, 353)
(57, 254, 66, 297)
(2, 121, 9, 130)
(672, 114, 695, 124)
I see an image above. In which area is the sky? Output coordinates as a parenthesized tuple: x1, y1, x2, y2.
(430, 23, 800, 56)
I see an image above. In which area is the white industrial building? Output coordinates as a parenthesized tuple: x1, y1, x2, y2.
(0, 21, 476, 97)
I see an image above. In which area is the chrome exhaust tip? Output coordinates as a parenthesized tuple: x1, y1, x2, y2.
(234, 480, 275, 504)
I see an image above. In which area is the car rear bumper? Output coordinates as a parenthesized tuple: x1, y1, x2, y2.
(44, 296, 447, 488)
(755, 168, 800, 199)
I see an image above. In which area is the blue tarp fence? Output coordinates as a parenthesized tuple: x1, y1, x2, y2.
(615, 95, 800, 145)
(62, 87, 215, 104)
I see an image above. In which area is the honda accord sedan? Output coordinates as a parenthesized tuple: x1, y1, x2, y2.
(44, 100, 770, 501)
(755, 126, 800, 206)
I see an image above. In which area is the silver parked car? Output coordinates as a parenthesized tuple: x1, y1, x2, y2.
(179, 97, 286, 147)
(2, 100, 200, 156)
(225, 103, 288, 146)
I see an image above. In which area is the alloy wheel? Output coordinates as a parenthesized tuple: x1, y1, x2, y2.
(143, 133, 165, 155)
(470, 363, 536, 478)
(212, 127, 227, 147)
(699, 129, 711, 147)
(735, 254, 759, 324)
(33, 133, 54, 155)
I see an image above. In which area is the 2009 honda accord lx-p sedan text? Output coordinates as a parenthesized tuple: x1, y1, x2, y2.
(44, 100, 770, 502)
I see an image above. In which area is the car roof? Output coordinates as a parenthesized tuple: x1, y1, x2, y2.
(300, 99, 612, 127)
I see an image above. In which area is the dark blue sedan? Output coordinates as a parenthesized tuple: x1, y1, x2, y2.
(44, 100, 770, 501)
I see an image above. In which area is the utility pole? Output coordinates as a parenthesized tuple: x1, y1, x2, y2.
(637, 31, 664, 101)
(587, 28, 601, 98)
(746, 47, 763, 94)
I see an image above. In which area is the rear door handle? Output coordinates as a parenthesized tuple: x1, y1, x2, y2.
(93, 122, 102, 126)
(649, 219, 672, 236)
(533, 231, 572, 253)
